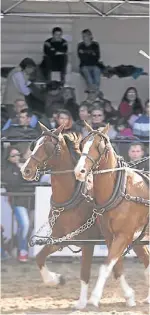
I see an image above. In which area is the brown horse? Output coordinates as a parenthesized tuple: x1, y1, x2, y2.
(74, 123, 149, 307)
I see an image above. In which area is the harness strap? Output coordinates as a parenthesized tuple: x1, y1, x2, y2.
(94, 159, 127, 214)
(51, 181, 90, 210)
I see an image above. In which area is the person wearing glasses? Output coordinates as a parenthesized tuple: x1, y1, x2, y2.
(2, 146, 32, 262)
(91, 106, 105, 130)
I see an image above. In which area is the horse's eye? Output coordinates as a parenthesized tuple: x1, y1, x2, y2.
(30, 141, 35, 151)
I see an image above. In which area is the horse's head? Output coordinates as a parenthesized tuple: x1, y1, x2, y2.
(21, 123, 64, 181)
(74, 121, 110, 182)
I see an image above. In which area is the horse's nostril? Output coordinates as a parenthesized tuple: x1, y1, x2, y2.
(80, 169, 86, 174)
(25, 169, 30, 175)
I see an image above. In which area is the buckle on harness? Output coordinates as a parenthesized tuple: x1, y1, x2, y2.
(124, 194, 131, 201)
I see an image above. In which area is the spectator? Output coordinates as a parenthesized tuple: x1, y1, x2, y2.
(127, 142, 149, 171)
(1, 146, 33, 262)
(3, 58, 36, 106)
(91, 106, 105, 130)
(63, 87, 79, 121)
(115, 118, 133, 137)
(57, 109, 81, 135)
(77, 29, 101, 90)
(103, 101, 119, 123)
(133, 99, 150, 140)
(2, 109, 40, 158)
(2, 99, 38, 131)
(40, 27, 68, 85)
(76, 104, 91, 138)
(119, 87, 143, 119)
(45, 81, 64, 118)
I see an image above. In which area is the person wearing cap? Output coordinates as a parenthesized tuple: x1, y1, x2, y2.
(3, 58, 36, 106)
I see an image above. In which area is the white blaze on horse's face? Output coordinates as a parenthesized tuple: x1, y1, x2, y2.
(74, 136, 94, 182)
(21, 136, 44, 180)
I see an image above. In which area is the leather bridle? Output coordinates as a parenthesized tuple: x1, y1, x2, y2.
(30, 131, 61, 174)
(80, 131, 111, 169)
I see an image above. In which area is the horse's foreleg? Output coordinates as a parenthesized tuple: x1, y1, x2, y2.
(36, 244, 65, 286)
(105, 232, 135, 307)
(89, 233, 134, 307)
(75, 245, 94, 310)
(133, 244, 150, 303)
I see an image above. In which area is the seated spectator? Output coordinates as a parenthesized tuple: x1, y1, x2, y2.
(3, 58, 36, 106)
(57, 109, 81, 135)
(45, 81, 64, 118)
(1, 146, 34, 262)
(40, 27, 68, 85)
(76, 104, 91, 138)
(133, 99, 150, 140)
(77, 29, 101, 90)
(2, 109, 40, 158)
(90, 106, 105, 130)
(115, 118, 133, 137)
(104, 101, 119, 123)
(119, 87, 143, 119)
(127, 142, 149, 171)
(63, 87, 79, 121)
(107, 119, 118, 140)
(2, 99, 38, 131)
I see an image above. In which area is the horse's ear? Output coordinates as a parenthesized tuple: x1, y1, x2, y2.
(101, 123, 110, 134)
(84, 120, 93, 132)
(53, 124, 64, 135)
(38, 121, 50, 132)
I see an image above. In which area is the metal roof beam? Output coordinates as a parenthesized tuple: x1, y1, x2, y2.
(83, 1, 104, 16)
(3, 0, 25, 14)
(1, 12, 149, 18)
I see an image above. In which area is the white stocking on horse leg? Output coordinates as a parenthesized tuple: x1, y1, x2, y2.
(120, 275, 136, 306)
(74, 281, 88, 309)
(88, 259, 118, 307)
(40, 265, 64, 286)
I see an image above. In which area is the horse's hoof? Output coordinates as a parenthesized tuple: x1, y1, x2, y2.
(126, 296, 136, 307)
(74, 299, 87, 310)
(88, 295, 99, 307)
(59, 275, 65, 285)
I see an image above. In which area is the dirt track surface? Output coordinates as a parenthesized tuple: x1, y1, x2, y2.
(1, 259, 149, 315)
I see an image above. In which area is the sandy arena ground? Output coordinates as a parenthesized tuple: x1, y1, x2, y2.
(1, 258, 149, 315)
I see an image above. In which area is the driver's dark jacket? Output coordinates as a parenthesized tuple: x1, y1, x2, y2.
(2, 161, 35, 209)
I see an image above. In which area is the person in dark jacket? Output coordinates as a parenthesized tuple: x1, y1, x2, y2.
(40, 27, 68, 85)
(77, 29, 101, 90)
(1, 146, 34, 262)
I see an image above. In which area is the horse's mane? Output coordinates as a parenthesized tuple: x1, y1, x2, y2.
(63, 132, 81, 161)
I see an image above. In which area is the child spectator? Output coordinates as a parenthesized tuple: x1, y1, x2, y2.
(133, 99, 150, 140)
(127, 142, 149, 171)
(119, 87, 143, 119)
(77, 29, 101, 90)
(103, 101, 119, 123)
(116, 118, 133, 137)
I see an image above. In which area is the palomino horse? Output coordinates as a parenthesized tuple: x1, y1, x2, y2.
(21, 123, 149, 309)
(74, 123, 149, 307)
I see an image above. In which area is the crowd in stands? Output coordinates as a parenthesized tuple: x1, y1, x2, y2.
(1, 26, 149, 263)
